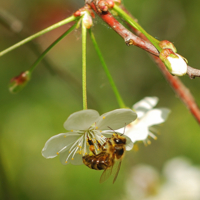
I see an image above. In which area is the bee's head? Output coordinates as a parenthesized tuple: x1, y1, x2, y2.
(112, 134, 126, 145)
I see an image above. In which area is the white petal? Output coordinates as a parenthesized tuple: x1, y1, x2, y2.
(124, 135, 134, 151)
(133, 97, 159, 118)
(59, 149, 83, 165)
(64, 109, 99, 131)
(168, 54, 187, 76)
(125, 124, 149, 143)
(96, 109, 137, 130)
(41, 132, 80, 158)
(140, 108, 170, 127)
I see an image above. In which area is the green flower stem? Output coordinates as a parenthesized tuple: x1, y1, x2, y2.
(88, 29, 126, 108)
(29, 21, 78, 73)
(82, 23, 87, 110)
(0, 15, 77, 57)
(113, 5, 162, 52)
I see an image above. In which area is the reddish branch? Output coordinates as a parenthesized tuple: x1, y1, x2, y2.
(87, 2, 200, 124)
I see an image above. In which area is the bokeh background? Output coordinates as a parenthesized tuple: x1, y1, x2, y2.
(0, 0, 200, 199)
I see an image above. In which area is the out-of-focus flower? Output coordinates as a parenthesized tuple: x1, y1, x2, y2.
(124, 157, 200, 200)
(125, 164, 160, 199)
(42, 108, 137, 165)
(159, 48, 188, 76)
(117, 97, 170, 145)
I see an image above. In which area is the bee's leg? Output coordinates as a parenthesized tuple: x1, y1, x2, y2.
(87, 138, 97, 155)
(96, 137, 108, 151)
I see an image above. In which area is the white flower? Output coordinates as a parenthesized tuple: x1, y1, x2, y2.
(42, 108, 137, 165)
(117, 97, 170, 145)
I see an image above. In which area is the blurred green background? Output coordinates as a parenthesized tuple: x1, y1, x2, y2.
(0, 0, 200, 199)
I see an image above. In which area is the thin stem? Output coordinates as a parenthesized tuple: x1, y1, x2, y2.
(88, 29, 126, 108)
(0, 15, 77, 57)
(113, 5, 162, 52)
(29, 21, 78, 73)
(82, 22, 87, 110)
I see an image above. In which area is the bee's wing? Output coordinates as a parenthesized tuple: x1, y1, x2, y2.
(99, 159, 122, 184)
(99, 166, 113, 184)
(112, 160, 122, 184)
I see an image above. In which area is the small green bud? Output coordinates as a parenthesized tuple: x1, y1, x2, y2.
(9, 71, 31, 93)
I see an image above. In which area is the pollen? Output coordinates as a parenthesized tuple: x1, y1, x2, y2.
(101, 135, 103, 137)
(56, 152, 59, 155)
(87, 142, 89, 146)
(113, 133, 116, 136)
(65, 161, 68, 163)
(147, 140, 151, 145)
(69, 151, 71, 153)
(64, 135, 66, 138)
(103, 116, 105, 119)
(98, 140, 100, 143)
(71, 158, 74, 160)
(79, 146, 82, 148)
(154, 136, 158, 140)
(71, 130, 73, 132)
(85, 152, 87, 155)
(95, 126, 98, 129)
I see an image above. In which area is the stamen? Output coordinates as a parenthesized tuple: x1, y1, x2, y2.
(103, 116, 105, 119)
(71, 130, 73, 132)
(148, 132, 157, 140)
(57, 152, 59, 155)
(64, 135, 67, 138)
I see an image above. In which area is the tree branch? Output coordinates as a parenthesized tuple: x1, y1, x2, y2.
(87, 1, 200, 124)
(120, 5, 200, 124)
(88, 1, 200, 79)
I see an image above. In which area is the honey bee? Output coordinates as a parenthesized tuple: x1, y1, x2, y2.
(82, 132, 127, 183)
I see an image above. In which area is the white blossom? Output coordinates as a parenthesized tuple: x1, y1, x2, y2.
(117, 97, 170, 145)
(42, 108, 137, 165)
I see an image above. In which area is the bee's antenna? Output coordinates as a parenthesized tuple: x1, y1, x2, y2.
(107, 126, 118, 135)
(121, 123, 126, 136)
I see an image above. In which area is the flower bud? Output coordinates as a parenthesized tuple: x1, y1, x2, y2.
(82, 11, 93, 29)
(159, 49, 187, 76)
(9, 71, 31, 93)
(159, 40, 177, 53)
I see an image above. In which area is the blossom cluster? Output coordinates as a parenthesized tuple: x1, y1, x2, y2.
(42, 97, 170, 165)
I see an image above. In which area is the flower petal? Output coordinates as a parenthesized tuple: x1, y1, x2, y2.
(59, 149, 83, 165)
(41, 132, 80, 158)
(96, 109, 137, 130)
(64, 109, 100, 131)
(125, 124, 149, 143)
(124, 135, 133, 151)
(140, 108, 170, 127)
(133, 97, 159, 118)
